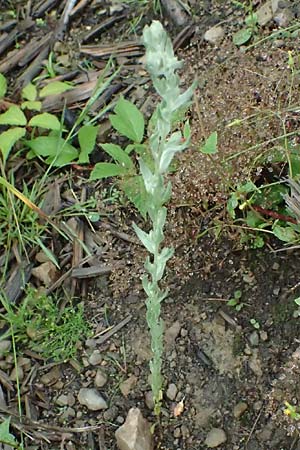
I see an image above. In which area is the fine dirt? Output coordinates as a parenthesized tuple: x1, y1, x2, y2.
(1, 1, 300, 449)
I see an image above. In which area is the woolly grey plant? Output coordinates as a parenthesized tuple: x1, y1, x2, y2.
(133, 20, 195, 415)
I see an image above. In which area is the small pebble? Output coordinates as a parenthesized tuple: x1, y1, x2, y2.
(233, 402, 248, 419)
(95, 369, 108, 388)
(249, 331, 259, 347)
(145, 391, 154, 410)
(205, 428, 227, 448)
(166, 383, 178, 401)
(56, 394, 69, 407)
(174, 428, 181, 438)
(77, 388, 108, 411)
(88, 350, 102, 366)
(10, 366, 24, 382)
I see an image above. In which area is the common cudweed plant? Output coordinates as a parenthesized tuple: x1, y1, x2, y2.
(134, 21, 195, 415)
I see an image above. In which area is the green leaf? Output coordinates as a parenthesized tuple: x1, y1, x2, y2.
(233, 28, 252, 46)
(0, 105, 27, 126)
(273, 224, 297, 242)
(25, 136, 78, 166)
(21, 100, 42, 111)
(101, 143, 134, 170)
(227, 298, 238, 306)
(29, 113, 61, 130)
(200, 131, 218, 154)
(122, 175, 148, 218)
(0, 127, 26, 163)
(89, 162, 128, 180)
(109, 96, 145, 143)
(227, 194, 239, 218)
(22, 83, 37, 101)
(78, 125, 98, 163)
(0, 417, 18, 446)
(39, 81, 73, 97)
(294, 297, 300, 306)
(0, 73, 7, 99)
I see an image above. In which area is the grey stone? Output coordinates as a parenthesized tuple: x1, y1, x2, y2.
(0, 340, 11, 357)
(115, 407, 153, 450)
(204, 428, 227, 448)
(166, 383, 178, 401)
(77, 388, 108, 411)
(257, 1, 273, 25)
(249, 331, 259, 347)
(88, 350, 102, 366)
(204, 26, 225, 45)
(95, 369, 108, 388)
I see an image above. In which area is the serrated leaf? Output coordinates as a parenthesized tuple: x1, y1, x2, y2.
(21, 100, 42, 111)
(109, 96, 144, 143)
(22, 82, 37, 101)
(273, 225, 297, 243)
(0, 105, 27, 126)
(0, 417, 18, 446)
(0, 73, 7, 99)
(0, 127, 26, 163)
(78, 125, 98, 163)
(25, 136, 78, 166)
(39, 81, 73, 97)
(29, 113, 61, 130)
(89, 162, 128, 180)
(101, 143, 134, 170)
(200, 131, 218, 154)
(233, 28, 252, 46)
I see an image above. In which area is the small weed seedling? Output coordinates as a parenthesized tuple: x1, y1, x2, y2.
(284, 401, 300, 421)
(250, 318, 260, 329)
(232, 1, 258, 46)
(227, 290, 244, 311)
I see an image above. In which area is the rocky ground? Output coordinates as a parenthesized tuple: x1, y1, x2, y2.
(1, 0, 300, 449)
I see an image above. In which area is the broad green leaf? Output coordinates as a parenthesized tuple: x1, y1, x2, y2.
(200, 131, 218, 154)
(0, 417, 18, 446)
(78, 125, 98, 163)
(21, 100, 42, 111)
(109, 96, 145, 143)
(0, 73, 7, 99)
(101, 143, 134, 170)
(25, 136, 78, 166)
(0, 105, 27, 126)
(90, 162, 128, 180)
(22, 82, 37, 101)
(39, 81, 73, 97)
(0, 127, 26, 163)
(273, 225, 297, 242)
(122, 175, 148, 218)
(233, 28, 252, 46)
(227, 299, 238, 306)
(29, 113, 61, 131)
(227, 194, 239, 218)
(295, 297, 300, 306)
(239, 181, 257, 194)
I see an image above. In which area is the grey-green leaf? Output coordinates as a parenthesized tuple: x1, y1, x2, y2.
(109, 96, 144, 143)
(233, 28, 252, 46)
